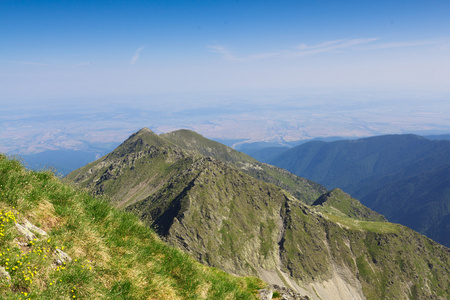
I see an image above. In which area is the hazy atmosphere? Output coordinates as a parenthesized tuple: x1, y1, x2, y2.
(2, 0, 450, 155)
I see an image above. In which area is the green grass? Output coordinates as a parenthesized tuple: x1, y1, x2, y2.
(322, 213, 399, 234)
(0, 154, 264, 299)
(356, 256, 372, 281)
(312, 189, 386, 222)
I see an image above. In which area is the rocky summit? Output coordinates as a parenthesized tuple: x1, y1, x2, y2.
(67, 128, 450, 300)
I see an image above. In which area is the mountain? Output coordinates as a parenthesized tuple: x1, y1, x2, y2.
(424, 134, 450, 141)
(269, 134, 450, 247)
(67, 129, 450, 300)
(66, 128, 326, 207)
(239, 146, 291, 163)
(235, 136, 349, 163)
(0, 154, 264, 299)
(161, 129, 327, 204)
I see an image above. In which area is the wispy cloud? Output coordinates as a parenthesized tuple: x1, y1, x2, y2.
(130, 46, 145, 65)
(209, 37, 447, 61)
(291, 38, 379, 56)
(356, 39, 439, 51)
(208, 45, 237, 60)
(209, 38, 379, 61)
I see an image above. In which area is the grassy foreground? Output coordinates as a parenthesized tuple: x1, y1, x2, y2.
(0, 154, 264, 299)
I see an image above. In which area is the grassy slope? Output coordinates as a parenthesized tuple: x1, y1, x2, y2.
(321, 213, 450, 299)
(312, 188, 386, 222)
(0, 154, 263, 299)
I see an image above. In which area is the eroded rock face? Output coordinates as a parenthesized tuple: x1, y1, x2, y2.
(15, 218, 47, 241)
(23, 219, 47, 236)
(258, 288, 273, 300)
(270, 284, 310, 300)
(15, 222, 37, 241)
(54, 248, 72, 266)
(258, 285, 311, 300)
(13, 219, 72, 267)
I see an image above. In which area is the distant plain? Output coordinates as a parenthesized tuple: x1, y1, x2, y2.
(3, 90, 449, 158)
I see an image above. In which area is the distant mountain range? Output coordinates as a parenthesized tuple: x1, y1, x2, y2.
(262, 134, 450, 247)
(238, 134, 450, 163)
(66, 128, 450, 299)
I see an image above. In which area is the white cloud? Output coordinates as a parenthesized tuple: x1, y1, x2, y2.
(356, 39, 440, 51)
(291, 38, 379, 56)
(209, 37, 448, 61)
(130, 46, 145, 65)
(208, 45, 237, 60)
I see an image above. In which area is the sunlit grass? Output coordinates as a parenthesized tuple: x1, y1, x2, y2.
(322, 212, 400, 234)
(0, 209, 94, 299)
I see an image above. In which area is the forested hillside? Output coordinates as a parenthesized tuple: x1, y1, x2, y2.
(269, 134, 450, 247)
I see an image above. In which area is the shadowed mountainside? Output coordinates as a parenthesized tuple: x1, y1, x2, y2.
(268, 134, 450, 247)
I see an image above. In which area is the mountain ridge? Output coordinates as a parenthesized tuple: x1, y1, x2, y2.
(67, 128, 450, 300)
(162, 128, 327, 204)
(66, 128, 326, 206)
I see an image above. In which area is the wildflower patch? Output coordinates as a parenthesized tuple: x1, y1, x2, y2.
(0, 210, 92, 299)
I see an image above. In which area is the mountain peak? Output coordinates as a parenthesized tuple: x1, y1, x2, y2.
(135, 127, 157, 135)
(171, 128, 197, 134)
(125, 127, 159, 141)
(162, 129, 206, 140)
(113, 128, 170, 156)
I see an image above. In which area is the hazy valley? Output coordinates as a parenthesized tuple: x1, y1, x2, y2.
(3, 91, 449, 157)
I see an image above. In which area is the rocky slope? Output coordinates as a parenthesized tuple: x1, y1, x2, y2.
(67, 128, 450, 299)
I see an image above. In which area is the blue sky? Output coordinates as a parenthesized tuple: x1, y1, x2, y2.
(1, 0, 450, 102)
